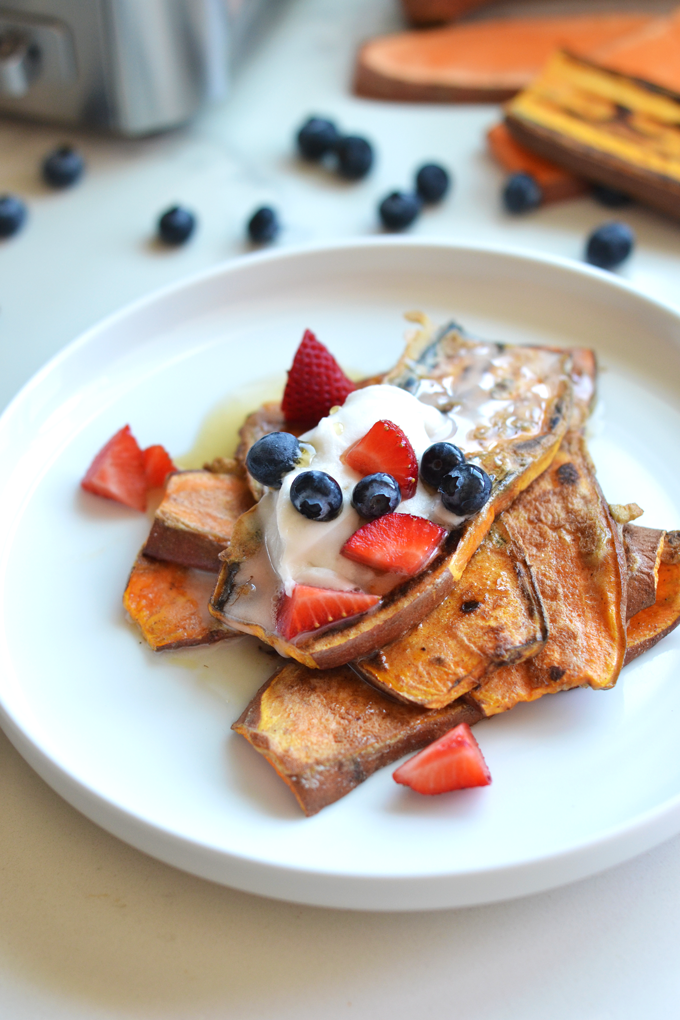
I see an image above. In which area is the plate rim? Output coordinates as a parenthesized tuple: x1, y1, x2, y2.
(1, 237, 680, 911)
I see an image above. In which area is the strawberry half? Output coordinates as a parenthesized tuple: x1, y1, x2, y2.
(277, 584, 380, 640)
(143, 444, 176, 489)
(81, 425, 147, 512)
(281, 329, 356, 430)
(342, 513, 446, 576)
(343, 419, 418, 499)
(393, 723, 491, 795)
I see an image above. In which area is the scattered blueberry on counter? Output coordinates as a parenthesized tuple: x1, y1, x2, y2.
(42, 145, 85, 188)
(291, 470, 343, 521)
(247, 205, 280, 244)
(503, 172, 543, 214)
(379, 191, 422, 231)
(297, 117, 340, 161)
(157, 205, 196, 245)
(0, 194, 27, 238)
(246, 432, 301, 488)
(335, 135, 374, 181)
(352, 473, 401, 519)
(585, 221, 635, 270)
(440, 463, 492, 517)
(415, 163, 450, 204)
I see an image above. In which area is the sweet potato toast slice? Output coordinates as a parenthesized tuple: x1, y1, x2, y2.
(354, 15, 654, 104)
(124, 554, 236, 651)
(233, 661, 483, 816)
(144, 470, 254, 573)
(211, 321, 572, 669)
(488, 123, 589, 204)
(505, 51, 680, 219)
(625, 534, 680, 664)
(471, 432, 627, 716)
(354, 523, 546, 709)
(592, 9, 680, 96)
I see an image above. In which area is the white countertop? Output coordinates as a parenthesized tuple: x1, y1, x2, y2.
(2, 1, 680, 1017)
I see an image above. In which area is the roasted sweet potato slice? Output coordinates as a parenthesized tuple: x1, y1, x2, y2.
(123, 554, 235, 651)
(505, 51, 680, 219)
(144, 470, 254, 573)
(471, 432, 627, 716)
(625, 536, 680, 664)
(354, 15, 654, 104)
(592, 9, 680, 96)
(354, 524, 546, 709)
(233, 661, 483, 816)
(488, 123, 589, 204)
(211, 321, 572, 669)
(623, 524, 665, 620)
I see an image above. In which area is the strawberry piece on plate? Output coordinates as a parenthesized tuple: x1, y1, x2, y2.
(342, 513, 446, 576)
(343, 419, 418, 499)
(81, 425, 147, 512)
(393, 723, 491, 795)
(143, 444, 176, 489)
(278, 584, 380, 640)
(281, 329, 356, 430)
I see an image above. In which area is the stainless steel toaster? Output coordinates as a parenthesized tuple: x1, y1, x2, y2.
(0, 0, 273, 135)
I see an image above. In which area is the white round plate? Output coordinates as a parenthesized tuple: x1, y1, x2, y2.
(1, 240, 679, 912)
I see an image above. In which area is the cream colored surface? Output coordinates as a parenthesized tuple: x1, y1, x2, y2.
(2, 0, 680, 1015)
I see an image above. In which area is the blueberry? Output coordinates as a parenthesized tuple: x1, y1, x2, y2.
(379, 191, 421, 231)
(420, 442, 465, 488)
(440, 463, 492, 517)
(592, 184, 632, 208)
(0, 195, 27, 239)
(585, 221, 635, 270)
(247, 206, 279, 244)
(42, 145, 85, 188)
(297, 117, 339, 160)
(503, 172, 542, 214)
(246, 432, 301, 488)
(158, 206, 196, 245)
(335, 135, 374, 180)
(415, 163, 450, 203)
(290, 470, 343, 521)
(352, 473, 401, 520)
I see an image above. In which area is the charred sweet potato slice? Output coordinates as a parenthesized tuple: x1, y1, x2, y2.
(505, 51, 680, 219)
(144, 470, 254, 573)
(623, 524, 665, 620)
(354, 524, 546, 709)
(471, 432, 627, 716)
(233, 661, 482, 816)
(123, 554, 236, 651)
(211, 321, 572, 669)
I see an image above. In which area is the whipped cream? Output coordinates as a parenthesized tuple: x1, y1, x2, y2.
(260, 384, 464, 596)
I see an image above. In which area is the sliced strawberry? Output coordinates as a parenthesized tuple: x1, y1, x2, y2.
(143, 444, 175, 489)
(281, 329, 356, 431)
(277, 584, 380, 640)
(81, 425, 147, 512)
(393, 723, 491, 795)
(343, 419, 418, 499)
(342, 513, 446, 576)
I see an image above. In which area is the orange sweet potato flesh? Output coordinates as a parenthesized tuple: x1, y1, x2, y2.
(354, 523, 546, 709)
(354, 15, 654, 104)
(593, 10, 680, 95)
(625, 535, 680, 665)
(505, 51, 680, 220)
(233, 662, 483, 816)
(124, 554, 236, 651)
(144, 470, 254, 573)
(487, 123, 588, 203)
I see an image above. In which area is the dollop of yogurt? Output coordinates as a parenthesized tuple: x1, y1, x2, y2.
(259, 384, 464, 596)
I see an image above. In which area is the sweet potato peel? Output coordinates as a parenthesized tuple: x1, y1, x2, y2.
(625, 561, 680, 665)
(232, 662, 482, 816)
(623, 524, 665, 620)
(354, 524, 546, 709)
(124, 554, 236, 651)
